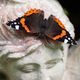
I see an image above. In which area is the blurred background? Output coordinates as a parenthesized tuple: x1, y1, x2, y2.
(58, 0, 80, 40)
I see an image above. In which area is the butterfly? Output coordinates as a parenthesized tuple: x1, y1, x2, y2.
(6, 9, 77, 45)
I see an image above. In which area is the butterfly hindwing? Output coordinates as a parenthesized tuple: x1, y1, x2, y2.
(45, 15, 76, 45)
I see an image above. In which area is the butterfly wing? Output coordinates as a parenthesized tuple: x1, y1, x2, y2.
(6, 17, 23, 30)
(22, 9, 44, 33)
(45, 15, 77, 45)
(6, 9, 44, 33)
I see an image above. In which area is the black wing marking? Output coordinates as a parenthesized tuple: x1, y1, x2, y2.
(6, 17, 23, 30)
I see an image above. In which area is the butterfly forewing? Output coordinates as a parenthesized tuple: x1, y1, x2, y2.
(24, 10, 44, 33)
(6, 9, 44, 33)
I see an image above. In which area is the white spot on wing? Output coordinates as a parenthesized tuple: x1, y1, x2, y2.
(14, 22, 17, 24)
(64, 39, 68, 43)
(15, 25, 20, 30)
(68, 37, 71, 40)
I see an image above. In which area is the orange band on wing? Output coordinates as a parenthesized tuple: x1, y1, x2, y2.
(53, 16, 65, 29)
(52, 30, 66, 40)
(20, 18, 31, 32)
(24, 9, 42, 17)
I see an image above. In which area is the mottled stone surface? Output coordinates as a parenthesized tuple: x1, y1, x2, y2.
(0, 0, 77, 80)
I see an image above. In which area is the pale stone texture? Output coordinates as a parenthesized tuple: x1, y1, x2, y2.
(0, 0, 77, 80)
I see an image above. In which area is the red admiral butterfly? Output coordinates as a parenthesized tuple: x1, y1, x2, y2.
(6, 9, 77, 45)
